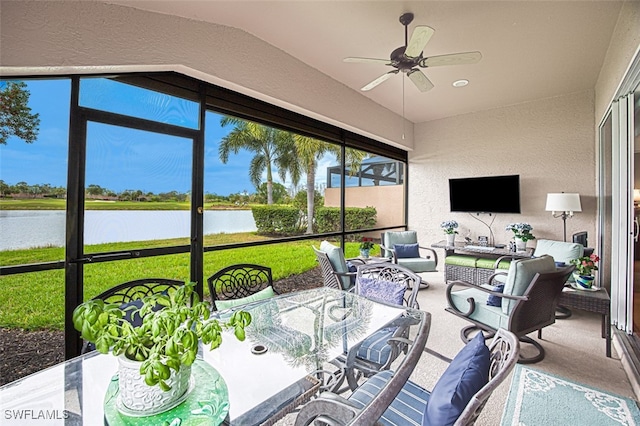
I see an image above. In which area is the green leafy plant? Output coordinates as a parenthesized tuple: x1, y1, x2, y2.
(440, 220, 459, 235)
(72, 282, 251, 391)
(505, 222, 536, 242)
(359, 237, 375, 250)
(570, 253, 600, 276)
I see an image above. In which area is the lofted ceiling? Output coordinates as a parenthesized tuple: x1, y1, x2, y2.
(103, 1, 623, 124)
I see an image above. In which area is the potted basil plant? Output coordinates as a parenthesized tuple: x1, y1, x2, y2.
(73, 282, 251, 415)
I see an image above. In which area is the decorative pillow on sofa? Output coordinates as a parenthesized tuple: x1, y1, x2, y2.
(357, 277, 406, 306)
(486, 284, 505, 307)
(423, 332, 490, 426)
(394, 243, 420, 259)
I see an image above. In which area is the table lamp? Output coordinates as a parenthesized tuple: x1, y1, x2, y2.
(545, 193, 582, 241)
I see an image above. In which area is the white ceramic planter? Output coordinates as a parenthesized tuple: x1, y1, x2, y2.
(117, 355, 192, 416)
(446, 234, 455, 246)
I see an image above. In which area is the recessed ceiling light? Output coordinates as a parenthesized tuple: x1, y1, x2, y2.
(452, 79, 469, 88)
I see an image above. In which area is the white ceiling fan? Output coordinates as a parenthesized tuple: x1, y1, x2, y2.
(344, 13, 482, 92)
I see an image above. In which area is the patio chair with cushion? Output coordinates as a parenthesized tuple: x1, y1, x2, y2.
(532, 239, 585, 318)
(207, 263, 277, 311)
(295, 328, 519, 426)
(380, 230, 438, 287)
(336, 263, 422, 390)
(313, 241, 366, 291)
(446, 255, 574, 363)
(81, 278, 185, 354)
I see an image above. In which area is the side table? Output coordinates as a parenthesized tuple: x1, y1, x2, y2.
(558, 286, 611, 357)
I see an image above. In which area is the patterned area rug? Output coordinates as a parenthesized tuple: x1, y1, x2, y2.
(501, 365, 640, 426)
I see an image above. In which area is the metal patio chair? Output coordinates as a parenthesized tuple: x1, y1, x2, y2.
(207, 263, 277, 310)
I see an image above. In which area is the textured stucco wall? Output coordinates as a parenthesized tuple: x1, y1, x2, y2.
(410, 91, 596, 249)
(595, 0, 640, 121)
(0, 0, 413, 149)
(325, 185, 405, 231)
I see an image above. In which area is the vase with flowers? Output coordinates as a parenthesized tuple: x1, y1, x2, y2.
(359, 237, 375, 258)
(441, 220, 459, 246)
(505, 223, 535, 251)
(570, 253, 600, 289)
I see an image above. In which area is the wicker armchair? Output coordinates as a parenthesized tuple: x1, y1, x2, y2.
(207, 263, 276, 310)
(380, 230, 438, 288)
(81, 278, 185, 353)
(446, 255, 574, 363)
(313, 241, 365, 291)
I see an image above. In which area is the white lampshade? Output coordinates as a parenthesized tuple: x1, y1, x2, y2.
(545, 193, 582, 213)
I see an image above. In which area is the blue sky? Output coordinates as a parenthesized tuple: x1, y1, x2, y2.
(0, 79, 262, 195)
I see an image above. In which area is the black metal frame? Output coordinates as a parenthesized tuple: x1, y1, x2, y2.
(0, 71, 409, 359)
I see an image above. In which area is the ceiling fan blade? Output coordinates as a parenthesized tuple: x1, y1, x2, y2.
(344, 57, 392, 65)
(404, 26, 435, 58)
(420, 51, 482, 67)
(361, 71, 399, 91)
(407, 69, 434, 92)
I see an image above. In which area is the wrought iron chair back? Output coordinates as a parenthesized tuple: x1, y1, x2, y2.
(207, 263, 275, 310)
(355, 262, 421, 309)
(91, 278, 185, 305)
(82, 278, 185, 354)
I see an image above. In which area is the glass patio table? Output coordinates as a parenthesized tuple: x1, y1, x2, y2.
(0, 287, 423, 425)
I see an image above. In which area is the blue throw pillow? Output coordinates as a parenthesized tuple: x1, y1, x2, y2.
(394, 243, 420, 259)
(423, 332, 490, 426)
(346, 261, 358, 286)
(486, 284, 505, 307)
(357, 277, 406, 306)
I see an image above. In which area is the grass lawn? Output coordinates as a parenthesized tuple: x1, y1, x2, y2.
(0, 234, 361, 330)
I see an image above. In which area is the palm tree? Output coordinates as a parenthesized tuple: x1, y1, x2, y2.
(219, 117, 295, 205)
(290, 136, 367, 234)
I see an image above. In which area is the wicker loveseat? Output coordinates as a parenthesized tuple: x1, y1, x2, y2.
(445, 255, 512, 285)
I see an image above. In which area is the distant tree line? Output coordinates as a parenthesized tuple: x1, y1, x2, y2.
(0, 180, 325, 207)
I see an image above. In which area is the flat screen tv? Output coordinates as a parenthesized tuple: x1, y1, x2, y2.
(449, 174, 521, 213)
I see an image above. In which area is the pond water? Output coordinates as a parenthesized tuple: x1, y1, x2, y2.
(0, 210, 257, 251)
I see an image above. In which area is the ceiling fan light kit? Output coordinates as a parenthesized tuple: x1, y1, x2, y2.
(344, 12, 482, 93)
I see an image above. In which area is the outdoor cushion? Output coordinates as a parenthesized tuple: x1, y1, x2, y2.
(383, 231, 419, 258)
(215, 286, 275, 310)
(502, 255, 556, 315)
(397, 257, 437, 273)
(356, 328, 396, 366)
(533, 239, 584, 264)
(444, 255, 478, 268)
(423, 332, 490, 426)
(346, 261, 358, 286)
(320, 240, 351, 290)
(394, 243, 420, 259)
(357, 277, 406, 305)
(476, 258, 510, 270)
(348, 369, 430, 426)
(533, 239, 583, 283)
(449, 287, 510, 330)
